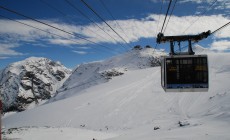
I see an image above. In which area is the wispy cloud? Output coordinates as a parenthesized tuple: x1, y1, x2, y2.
(178, 0, 211, 4)
(48, 38, 79, 45)
(0, 14, 230, 54)
(0, 43, 23, 57)
(0, 56, 10, 60)
(72, 50, 88, 55)
(179, 0, 230, 11)
(210, 40, 230, 51)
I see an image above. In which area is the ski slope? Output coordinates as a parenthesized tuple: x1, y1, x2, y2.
(2, 50, 230, 140)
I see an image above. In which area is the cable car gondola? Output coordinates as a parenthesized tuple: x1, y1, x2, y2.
(161, 55, 208, 92)
(157, 31, 210, 92)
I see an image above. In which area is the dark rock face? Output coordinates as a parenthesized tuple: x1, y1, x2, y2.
(53, 70, 66, 81)
(101, 69, 124, 80)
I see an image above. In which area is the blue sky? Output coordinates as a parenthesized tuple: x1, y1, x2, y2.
(0, 0, 230, 69)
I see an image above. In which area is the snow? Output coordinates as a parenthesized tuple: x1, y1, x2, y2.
(2, 47, 230, 140)
(3, 127, 117, 140)
(0, 57, 71, 112)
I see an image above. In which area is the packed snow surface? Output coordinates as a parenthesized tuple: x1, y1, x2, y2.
(2, 48, 230, 140)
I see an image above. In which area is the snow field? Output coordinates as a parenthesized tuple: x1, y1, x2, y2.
(3, 127, 118, 140)
(2, 50, 230, 140)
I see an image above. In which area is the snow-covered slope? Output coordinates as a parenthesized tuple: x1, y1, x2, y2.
(52, 47, 164, 101)
(3, 48, 230, 140)
(0, 57, 71, 112)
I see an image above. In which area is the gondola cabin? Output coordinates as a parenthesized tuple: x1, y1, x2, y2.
(161, 55, 209, 92)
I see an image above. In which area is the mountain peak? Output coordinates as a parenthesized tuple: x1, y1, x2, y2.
(0, 57, 71, 112)
(53, 47, 165, 101)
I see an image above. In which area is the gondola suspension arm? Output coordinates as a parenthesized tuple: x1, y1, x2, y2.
(156, 30, 211, 55)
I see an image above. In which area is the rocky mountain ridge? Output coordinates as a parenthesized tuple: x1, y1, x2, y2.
(0, 57, 71, 112)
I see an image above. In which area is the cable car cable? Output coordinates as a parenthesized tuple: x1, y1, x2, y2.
(154, 0, 164, 51)
(0, 5, 118, 53)
(160, 0, 172, 33)
(40, 0, 122, 53)
(80, 0, 132, 49)
(155, 0, 164, 36)
(0, 14, 118, 55)
(98, 0, 130, 41)
(179, 20, 230, 51)
(39, 0, 67, 17)
(211, 21, 230, 35)
(65, 0, 128, 51)
(163, 0, 177, 33)
(182, 0, 218, 34)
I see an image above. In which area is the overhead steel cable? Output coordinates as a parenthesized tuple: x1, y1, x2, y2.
(98, 0, 130, 41)
(80, 0, 132, 49)
(178, 21, 230, 51)
(160, 0, 172, 33)
(163, 0, 177, 33)
(39, 0, 66, 17)
(182, 0, 218, 34)
(155, 0, 164, 36)
(39, 0, 121, 54)
(0, 5, 115, 52)
(65, 0, 128, 51)
(0, 6, 74, 37)
(0, 14, 119, 55)
(211, 21, 230, 35)
(0, 14, 77, 42)
(155, 0, 164, 50)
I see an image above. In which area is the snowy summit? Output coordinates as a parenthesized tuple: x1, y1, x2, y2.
(53, 47, 164, 101)
(0, 57, 71, 112)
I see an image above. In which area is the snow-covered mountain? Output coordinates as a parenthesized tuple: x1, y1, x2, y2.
(3, 47, 230, 140)
(52, 47, 165, 101)
(0, 57, 71, 112)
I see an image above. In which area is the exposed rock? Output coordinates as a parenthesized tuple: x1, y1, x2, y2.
(0, 57, 71, 112)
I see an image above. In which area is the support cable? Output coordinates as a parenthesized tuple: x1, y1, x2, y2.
(98, 0, 130, 41)
(40, 0, 121, 53)
(155, 0, 164, 36)
(81, 0, 131, 49)
(65, 0, 128, 51)
(163, 0, 177, 33)
(0, 14, 118, 54)
(40, 0, 67, 17)
(0, 5, 117, 53)
(211, 21, 230, 35)
(154, 0, 164, 50)
(160, 0, 172, 33)
(179, 21, 230, 51)
(182, 0, 218, 34)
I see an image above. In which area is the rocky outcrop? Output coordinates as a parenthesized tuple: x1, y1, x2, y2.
(0, 57, 71, 112)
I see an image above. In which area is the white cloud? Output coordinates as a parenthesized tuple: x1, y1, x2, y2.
(48, 38, 79, 45)
(0, 14, 229, 51)
(0, 43, 23, 56)
(210, 40, 230, 51)
(77, 46, 91, 50)
(178, 0, 230, 11)
(72, 50, 88, 55)
(146, 14, 230, 38)
(0, 56, 10, 59)
(150, 0, 158, 3)
(178, 0, 227, 4)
